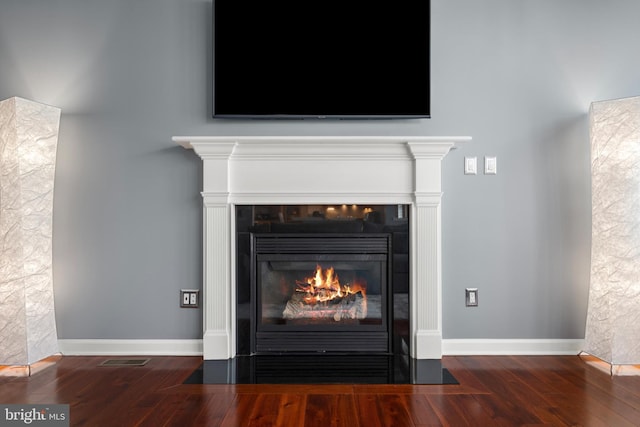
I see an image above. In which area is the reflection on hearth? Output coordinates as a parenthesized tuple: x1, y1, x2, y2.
(183, 355, 458, 385)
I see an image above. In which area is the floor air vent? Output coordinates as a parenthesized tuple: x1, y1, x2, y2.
(99, 359, 150, 367)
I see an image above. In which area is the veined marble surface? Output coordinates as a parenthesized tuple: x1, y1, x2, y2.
(585, 96, 640, 366)
(0, 97, 60, 366)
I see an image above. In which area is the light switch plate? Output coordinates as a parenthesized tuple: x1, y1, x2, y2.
(484, 156, 497, 175)
(464, 157, 477, 175)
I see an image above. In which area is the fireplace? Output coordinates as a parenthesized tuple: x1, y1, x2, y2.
(254, 234, 390, 353)
(174, 136, 470, 360)
(236, 204, 410, 355)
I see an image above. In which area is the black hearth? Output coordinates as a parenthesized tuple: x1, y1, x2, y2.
(236, 205, 410, 356)
(184, 355, 459, 385)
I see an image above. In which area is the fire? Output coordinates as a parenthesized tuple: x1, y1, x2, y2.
(284, 265, 368, 321)
(295, 265, 366, 305)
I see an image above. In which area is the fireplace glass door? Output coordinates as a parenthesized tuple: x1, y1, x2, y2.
(253, 235, 391, 353)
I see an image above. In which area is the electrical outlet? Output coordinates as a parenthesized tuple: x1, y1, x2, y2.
(466, 288, 478, 307)
(180, 290, 199, 308)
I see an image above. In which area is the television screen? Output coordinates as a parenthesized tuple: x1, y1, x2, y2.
(213, 1, 430, 119)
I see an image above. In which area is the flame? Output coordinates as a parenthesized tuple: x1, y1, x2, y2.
(295, 265, 366, 305)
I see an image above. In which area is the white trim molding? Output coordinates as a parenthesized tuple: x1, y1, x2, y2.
(442, 339, 585, 356)
(56, 338, 583, 357)
(175, 136, 471, 360)
(58, 339, 203, 356)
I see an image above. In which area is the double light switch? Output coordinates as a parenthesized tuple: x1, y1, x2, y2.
(465, 156, 497, 175)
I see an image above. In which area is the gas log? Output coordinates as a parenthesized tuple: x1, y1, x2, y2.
(282, 290, 368, 321)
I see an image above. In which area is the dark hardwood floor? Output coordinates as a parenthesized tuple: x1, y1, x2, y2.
(1, 355, 639, 426)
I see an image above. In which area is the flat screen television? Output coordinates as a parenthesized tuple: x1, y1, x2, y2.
(213, 1, 430, 119)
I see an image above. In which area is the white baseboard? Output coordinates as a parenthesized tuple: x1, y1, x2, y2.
(442, 339, 584, 356)
(58, 339, 203, 356)
(57, 338, 583, 357)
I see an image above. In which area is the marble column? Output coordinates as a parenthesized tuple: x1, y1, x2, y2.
(0, 97, 61, 366)
(585, 96, 640, 367)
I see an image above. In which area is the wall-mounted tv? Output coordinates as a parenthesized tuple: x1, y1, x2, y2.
(213, 1, 430, 120)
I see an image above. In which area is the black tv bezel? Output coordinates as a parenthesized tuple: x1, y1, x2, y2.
(212, 1, 431, 120)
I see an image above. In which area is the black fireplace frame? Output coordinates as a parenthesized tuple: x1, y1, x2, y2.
(251, 233, 393, 354)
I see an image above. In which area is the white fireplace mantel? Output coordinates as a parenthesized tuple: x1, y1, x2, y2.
(174, 135, 470, 359)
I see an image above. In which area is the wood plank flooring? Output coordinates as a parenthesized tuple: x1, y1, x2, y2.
(1, 355, 639, 426)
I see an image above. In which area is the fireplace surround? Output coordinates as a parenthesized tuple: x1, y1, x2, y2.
(174, 136, 470, 360)
(235, 208, 408, 356)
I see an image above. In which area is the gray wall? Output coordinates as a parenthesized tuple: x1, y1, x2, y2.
(1, 0, 638, 341)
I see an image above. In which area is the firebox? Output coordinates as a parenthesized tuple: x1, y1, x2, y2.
(254, 234, 391, 353)
(236, 205, 410, 356)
